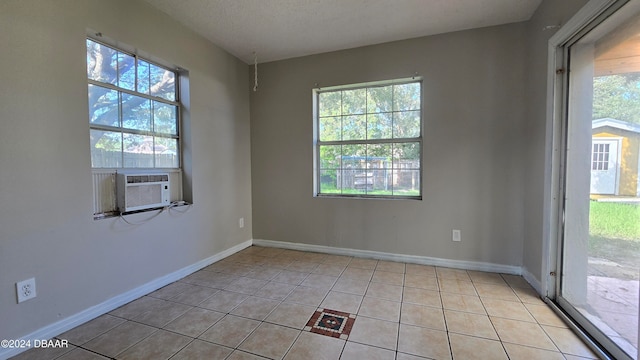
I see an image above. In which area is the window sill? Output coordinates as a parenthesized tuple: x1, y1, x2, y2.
(92, 201, 191, 220)
(315, 194, 422, 201)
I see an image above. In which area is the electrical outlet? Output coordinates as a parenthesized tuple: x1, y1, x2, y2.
(452, 229, 461, 242)
(239, 217, 244, 228)
(16, 278, 36, 303)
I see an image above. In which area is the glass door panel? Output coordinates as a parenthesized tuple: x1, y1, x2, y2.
(561, 2, 640, 359)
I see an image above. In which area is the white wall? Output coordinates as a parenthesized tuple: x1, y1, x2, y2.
(0, 0, 251, 342)
(250, 24, 528, 267)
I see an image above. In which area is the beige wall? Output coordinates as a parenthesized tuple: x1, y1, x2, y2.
(250, 24, 528, 266)
(522, 0, 590, 288)
(0, 0, 591, 347)
(0, 0, 251, 341)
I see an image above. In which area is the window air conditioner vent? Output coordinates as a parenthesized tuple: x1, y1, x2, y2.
(116, 172, 170, 213)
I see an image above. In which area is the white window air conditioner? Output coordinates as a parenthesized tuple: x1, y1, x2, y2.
(116, 173, 170, 213)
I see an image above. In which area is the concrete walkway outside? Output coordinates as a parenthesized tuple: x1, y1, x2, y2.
(583, 274, 638, 359)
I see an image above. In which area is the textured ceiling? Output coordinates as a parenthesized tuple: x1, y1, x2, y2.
(144, 0, 543, 64)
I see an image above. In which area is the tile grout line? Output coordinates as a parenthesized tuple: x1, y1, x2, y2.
(490, 273, 512, 359)
(30, 247, 598, 360)
(106, 305, 229, 359)
(394, 265, 406, 358)
(442, 270, 456, 360)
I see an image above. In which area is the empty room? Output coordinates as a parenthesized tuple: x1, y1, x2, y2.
(1, 0, 638, 359)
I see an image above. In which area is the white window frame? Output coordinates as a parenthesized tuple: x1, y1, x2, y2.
(87, 36, 185, 218)
(313, 78, 423, 200)
(87, 37, 181, 170)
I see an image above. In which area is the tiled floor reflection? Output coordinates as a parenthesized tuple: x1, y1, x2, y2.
(11, 246, 599, 359)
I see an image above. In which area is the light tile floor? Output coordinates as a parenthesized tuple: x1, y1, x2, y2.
(11, 246, 599, 360)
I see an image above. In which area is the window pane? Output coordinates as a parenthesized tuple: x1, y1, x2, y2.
(86, 39, 117, 85)
(153, 101, 177, 135)
(137, 60, 150, 95)
(393, 142, 421, 168)
(123, 133, 153, 168)
(367, 144, 391, 165)
(351, 171, 372, 193)
(393, 110, 420, 138)
(367, 145, 391, 195)
(155, 137, 178, 168)
(90, 129, 122, 167)
(319, 169, 341, 194)
(319, 145, 342, 169)
(393, 142, 421, 197)
(122, 94, 151, 131)
(319, 116, 341, 141)
(342, 144, 367, 194)
(393, 169, 420, 196)
(342, 89, 366, 114)
(393, 83, 421, 111)
(319, 91, 342, 117)
(150, 63, 175, 101)
(369, 169, 393, 195)
(367, 85, 393, 113)
(367, 113, 392, 139)
(88, 84, 119, 127)
(342, 115, 366, 140)
(117, 52, 135, 91)
(342, 144, 366, 168)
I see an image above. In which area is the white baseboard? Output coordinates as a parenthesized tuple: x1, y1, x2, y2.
(4, 238, 527, 360)
(521, 267, 544, 296)
(0, 239, 252, 360)
(253, 239, 522, 275)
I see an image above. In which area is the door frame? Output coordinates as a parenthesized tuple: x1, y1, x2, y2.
(544, 1, 633, 359)
(544, 0, 625, 304)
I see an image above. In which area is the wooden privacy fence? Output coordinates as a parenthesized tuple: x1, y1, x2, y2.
(91, 149, 177, 168)
(335, 160, 420, 191)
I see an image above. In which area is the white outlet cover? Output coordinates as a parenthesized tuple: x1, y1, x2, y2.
(16, 278, 36, 303)
(452, 230, 461, 242)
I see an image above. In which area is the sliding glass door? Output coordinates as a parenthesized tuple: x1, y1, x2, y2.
(558, 1, 640, 359)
